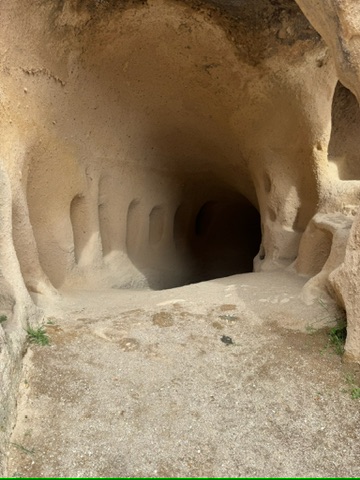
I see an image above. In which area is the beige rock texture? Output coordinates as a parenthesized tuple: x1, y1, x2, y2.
(0, 164, 41, 472)
(1, 0, 360, 474)
(295, 0, 360, 102)
(294, 0, 360, 365)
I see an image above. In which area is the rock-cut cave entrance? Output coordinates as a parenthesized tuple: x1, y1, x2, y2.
(125, 180, 262, 290)
(23, 0, 267, 294)
(190, 197, 261, 283)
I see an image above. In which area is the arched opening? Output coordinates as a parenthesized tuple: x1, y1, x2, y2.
(124, 183, 262, 290)
(149, 206, 165, 246)
(182, 194, 261, 285)
(328, 82, 360, 181)
(165, 189, 262, 289)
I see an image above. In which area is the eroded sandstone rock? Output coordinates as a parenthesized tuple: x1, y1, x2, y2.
(0, 164, 41, 473)
(294, 0, 360, 360)
(0, 0, 341, 291)
(2, 0, 360, 473)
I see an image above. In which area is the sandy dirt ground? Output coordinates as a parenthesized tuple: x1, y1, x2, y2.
(6, 272, 360, 477)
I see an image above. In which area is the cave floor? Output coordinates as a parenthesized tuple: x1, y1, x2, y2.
(7, 271, 360, 477)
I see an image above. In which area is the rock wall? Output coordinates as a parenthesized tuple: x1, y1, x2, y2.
(294, 0, 360, 363)
(0, 0, 341, 291)
(1, 0, 360, 473)
(0, 164, 41, 472)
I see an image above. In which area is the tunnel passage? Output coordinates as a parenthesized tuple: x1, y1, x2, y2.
(123, 179, 262, 290)
(328, 82, 360, 181)
(173, 194, 262, 287)
(124, 185, 262, 290)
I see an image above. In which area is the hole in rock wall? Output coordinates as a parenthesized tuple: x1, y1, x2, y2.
(149, 206, 165, 247)
(124, 185, 262, 290)
(70, 195, 87, 265)
(185, 196, 261, 284)
(176, 191, 261, 288)
(329, 82, 360, 181)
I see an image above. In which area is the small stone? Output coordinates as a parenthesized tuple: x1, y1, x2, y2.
(221, 335, 233, 345)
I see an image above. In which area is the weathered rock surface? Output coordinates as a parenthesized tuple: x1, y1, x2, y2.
(0, 164, 42, 473)
(294, 0, 360, 362)
(1, 0, 360, 474)
(1, 0, 334, 291)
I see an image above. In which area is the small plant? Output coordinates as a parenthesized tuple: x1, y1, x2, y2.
(351, 387, 360, 399)
(344, 373, 360, 399)
(309, 299, 347, 344)
(328, 324, 347, 355)
(315, 299, 347, 355)
(0, 314, 7, 324)
(26, 326, 50, 346)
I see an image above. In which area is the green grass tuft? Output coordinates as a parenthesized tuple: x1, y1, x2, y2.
(328, 324, 347, 355)
(26, 326, 50, 346)
(351, 387, 360, 399)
